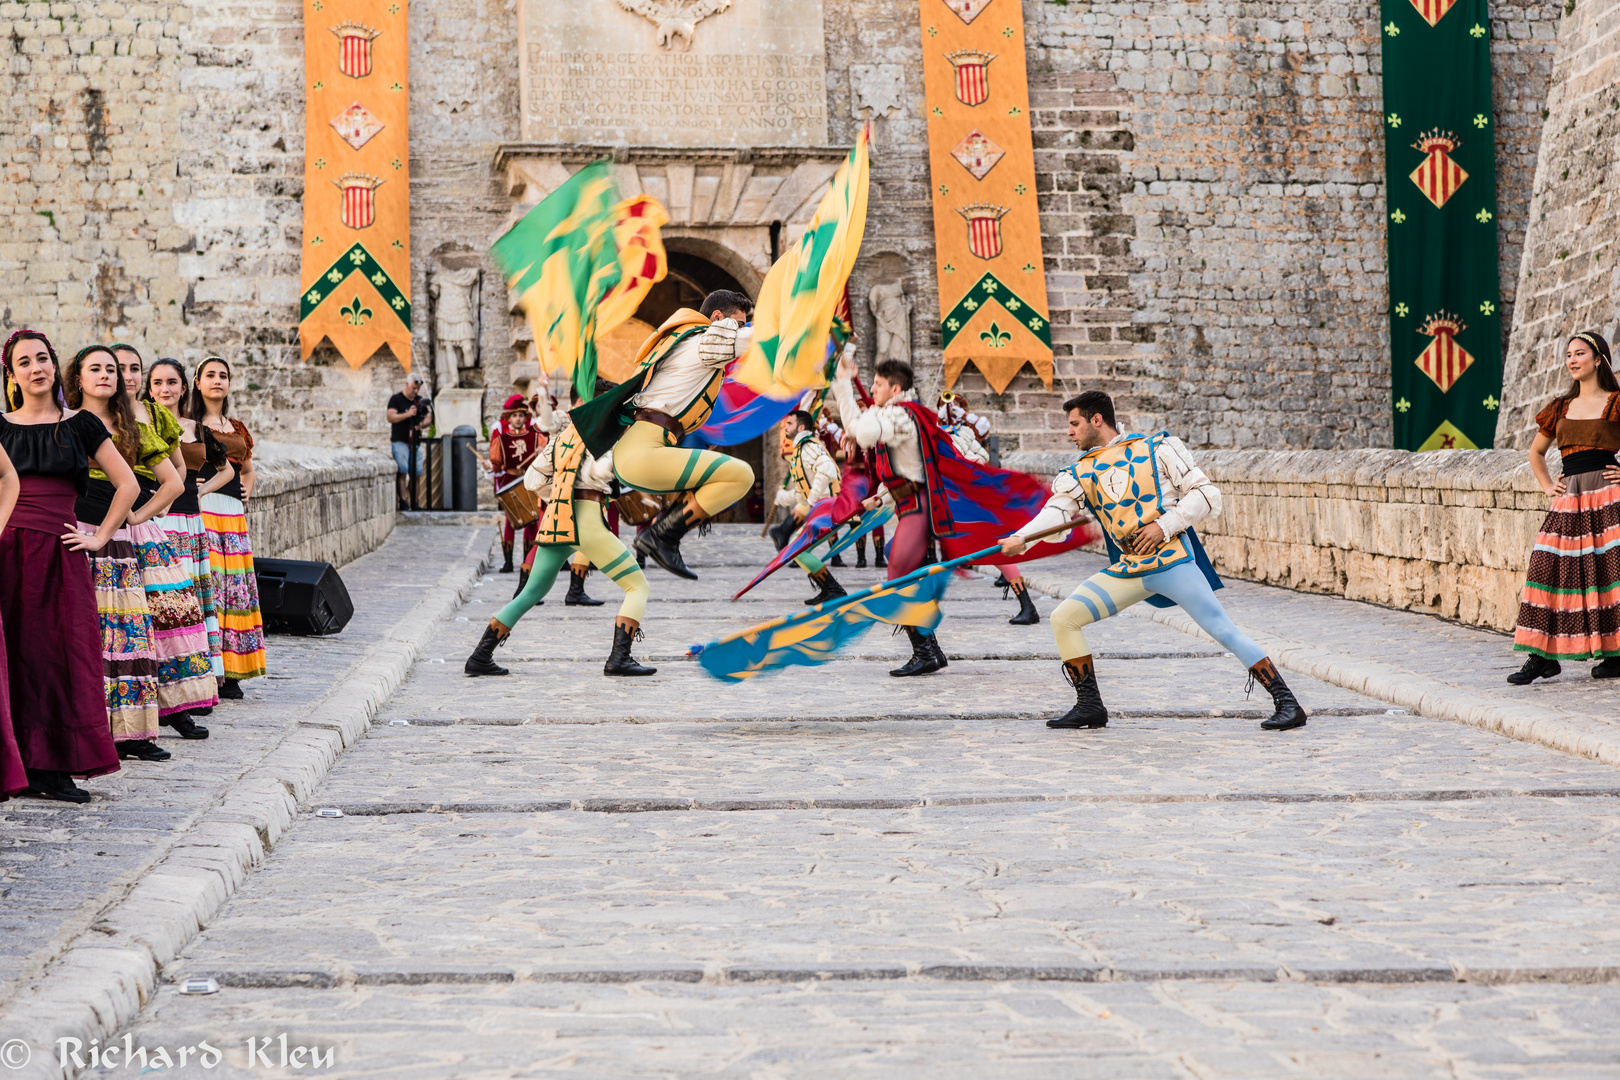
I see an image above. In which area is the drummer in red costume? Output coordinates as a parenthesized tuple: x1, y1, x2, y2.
(490, 394, 544, 575)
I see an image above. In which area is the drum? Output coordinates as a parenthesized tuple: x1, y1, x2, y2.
(495, 476, 541, 527)
(614, 490, 665, 526)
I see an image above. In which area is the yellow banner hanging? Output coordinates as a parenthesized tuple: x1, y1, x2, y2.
(919, 0, 1051, 393)
(299, 0, 411, 369)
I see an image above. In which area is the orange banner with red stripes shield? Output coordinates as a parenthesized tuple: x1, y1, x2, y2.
(919, 0, 1052, 395)
(299, 0, 411, 369)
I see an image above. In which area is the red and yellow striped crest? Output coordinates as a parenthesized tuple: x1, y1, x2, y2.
(1406, 0, 1457, 26)
(946, 50, 995, 106)
(1414, 312, 1474, 393)
(957, 203, 1007, 260)
(1409, 131, 1468, 208)
(331, 22, 379, 78)
(334, 172, 383, 229)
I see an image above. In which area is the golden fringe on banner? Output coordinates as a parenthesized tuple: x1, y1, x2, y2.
(919, 0, 1051, 394)
(299, 0, 411, 369)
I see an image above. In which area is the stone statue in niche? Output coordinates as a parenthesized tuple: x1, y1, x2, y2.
(868, 281, 913, 367)
(430, 265, 481, 392)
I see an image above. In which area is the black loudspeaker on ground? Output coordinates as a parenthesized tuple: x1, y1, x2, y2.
(255, 558, 354, 636)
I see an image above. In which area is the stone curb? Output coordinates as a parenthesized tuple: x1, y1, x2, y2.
(0, 532, 495, 1080)
(1012, 569, 1620, 768)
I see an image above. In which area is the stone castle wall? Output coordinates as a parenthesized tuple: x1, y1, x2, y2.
(1496, 0, 1620, 449)
(248, 443, 397, 566)
(0, 0, 1573, 454)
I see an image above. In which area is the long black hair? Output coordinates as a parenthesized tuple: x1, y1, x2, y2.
(185, 356, 232, 420)
(1557, 331, 1620, 403)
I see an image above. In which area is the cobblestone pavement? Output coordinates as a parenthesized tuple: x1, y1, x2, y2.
(54, 528, 1620, 1077)
(0, 526, 490, 1002)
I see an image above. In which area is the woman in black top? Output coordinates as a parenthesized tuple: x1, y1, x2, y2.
(0, 330, 139, 802)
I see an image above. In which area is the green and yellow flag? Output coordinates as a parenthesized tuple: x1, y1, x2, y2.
(490, 160, 669, 402)
(734, 126, 871, 399)
(1380, 0, 1502, 450)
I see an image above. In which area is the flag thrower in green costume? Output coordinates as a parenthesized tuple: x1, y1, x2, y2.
(1379, 0, 1502, 450)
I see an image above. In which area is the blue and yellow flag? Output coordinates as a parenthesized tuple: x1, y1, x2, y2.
(733, 127, 871, 399)
(695, 563, 950, 682)
(490, 160, 668, 401)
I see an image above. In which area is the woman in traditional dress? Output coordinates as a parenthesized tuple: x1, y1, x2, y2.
(64, 346, 168, 761)
(187, 357, 265, 697)
(0, 442, 25, 800)
(145, 358, 235, 708)
(1509, 330, 1620, 684)
(0, 331, 136, 802)
(111, 345, 217, 737)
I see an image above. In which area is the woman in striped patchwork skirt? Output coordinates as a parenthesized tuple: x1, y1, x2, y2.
(190, 357, 266, 695)
(108, 348, 219, 740)
(1509, 330, 1620, 684)
(145, 359, 235, 697)
(64, 346, 165, 758)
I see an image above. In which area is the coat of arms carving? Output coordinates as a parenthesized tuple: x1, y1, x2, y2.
(614, 0, 733, 51)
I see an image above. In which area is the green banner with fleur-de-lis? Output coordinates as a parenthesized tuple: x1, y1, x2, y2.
(1380, 0, 1501, 450)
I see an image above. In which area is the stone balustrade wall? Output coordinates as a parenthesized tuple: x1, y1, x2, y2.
(1005, 447, 1551, 633)
(245, 444, 397, 568)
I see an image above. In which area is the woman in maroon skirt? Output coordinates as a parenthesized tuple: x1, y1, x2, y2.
(0, 441, 23, 799)
(0, 330, 139, 802)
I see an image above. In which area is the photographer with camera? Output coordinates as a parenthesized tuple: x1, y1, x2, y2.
(386, 372, 432, 510)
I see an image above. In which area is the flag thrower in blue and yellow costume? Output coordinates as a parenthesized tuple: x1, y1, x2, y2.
(463, 381, 656, 681)
(1001, 390, 1307, 733)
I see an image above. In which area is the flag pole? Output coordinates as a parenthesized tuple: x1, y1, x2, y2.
(694, 516, 1088, 655)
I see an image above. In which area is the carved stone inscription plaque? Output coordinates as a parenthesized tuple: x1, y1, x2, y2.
(520, 0, 828, 147)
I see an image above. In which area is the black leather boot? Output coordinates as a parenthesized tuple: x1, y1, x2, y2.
(219, 678, 243, 700)
(24, 769, 91, 804)
(512, 568, 532, 600)
(804, 568, 848, 607)
(993, 572, 1010, 590)
(117, 739, 172, 761)
(1008, 580, 1040, 625)
(1250, 658, 1308, 730)
(634, 499, 700, 580)
(1594, 657, 1620, 679)
(500, 544, 514, 573)
(1048, 657, 1108, 729)
(854, 537, 867, 569)
(161, 712, 209, 739)
(604, 623, 657, 676)
(890, 626, 945, 677)
(1507, 654, 1561, 684)
(465, 622, 510, 676)
(926, 632, 949, 671)
(874, 548, 887, 569)
(565, 565, 604, 606)
(830, 553, 846, 567)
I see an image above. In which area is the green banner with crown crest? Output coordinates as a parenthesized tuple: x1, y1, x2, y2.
(1380, 0, 1502, 450)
